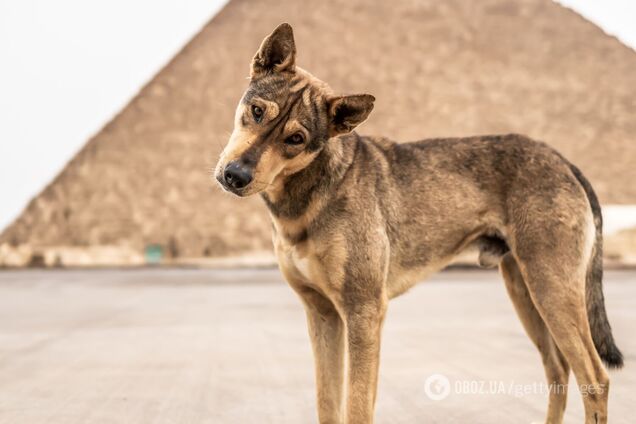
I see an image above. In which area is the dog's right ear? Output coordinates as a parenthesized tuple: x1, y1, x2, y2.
(251, 23, 296, 78)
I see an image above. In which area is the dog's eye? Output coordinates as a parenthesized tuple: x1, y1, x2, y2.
(252, 105, 264, 122)
(285, 133, 305, 145)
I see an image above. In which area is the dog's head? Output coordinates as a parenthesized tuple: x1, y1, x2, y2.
(215, 23, 375, 197)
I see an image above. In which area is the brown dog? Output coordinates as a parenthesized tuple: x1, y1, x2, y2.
(215, 23, 623, 424)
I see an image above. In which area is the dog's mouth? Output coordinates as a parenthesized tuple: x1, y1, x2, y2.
(214, 157, 278, 197)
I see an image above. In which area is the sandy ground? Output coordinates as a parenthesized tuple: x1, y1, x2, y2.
(0, 268, 633, 424)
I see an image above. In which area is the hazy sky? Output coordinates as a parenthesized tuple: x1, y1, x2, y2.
(0, 1, 634, 231)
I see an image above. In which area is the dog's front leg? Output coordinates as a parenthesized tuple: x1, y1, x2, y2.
(297, 287, 346, 424)
(344, 300, 387, 424)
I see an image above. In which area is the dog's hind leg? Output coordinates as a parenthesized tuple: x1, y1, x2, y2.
(500, 253, 570, 424)
(512, 222, 610, 423)
(297, 287, 346, 424)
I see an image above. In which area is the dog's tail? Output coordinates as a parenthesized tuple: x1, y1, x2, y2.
(569, 163, 624, 369)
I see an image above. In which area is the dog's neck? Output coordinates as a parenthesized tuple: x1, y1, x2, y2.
(260, 133, 359, 222)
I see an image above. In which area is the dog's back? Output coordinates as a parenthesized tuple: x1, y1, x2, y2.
(327, 133, 573, 287)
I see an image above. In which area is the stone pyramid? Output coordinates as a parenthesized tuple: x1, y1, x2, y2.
(2, 0, 635, 266)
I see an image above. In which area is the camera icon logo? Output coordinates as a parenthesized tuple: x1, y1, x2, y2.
(424, 373, 451, 401)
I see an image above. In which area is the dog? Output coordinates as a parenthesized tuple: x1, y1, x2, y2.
(215, 23, 623, 424)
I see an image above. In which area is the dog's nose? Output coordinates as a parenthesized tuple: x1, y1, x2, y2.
(223, 161, 253, 190)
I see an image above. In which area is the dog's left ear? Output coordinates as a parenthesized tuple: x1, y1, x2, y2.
(251, 23, 296, 78)
(327, 94, 375, 137)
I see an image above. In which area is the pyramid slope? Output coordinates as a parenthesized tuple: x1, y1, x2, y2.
(2, 0, 636, 263)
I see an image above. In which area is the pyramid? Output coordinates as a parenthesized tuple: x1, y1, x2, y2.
(2, 0, 636, 266)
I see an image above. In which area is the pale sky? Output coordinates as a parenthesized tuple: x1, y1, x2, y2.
(0, 0, 634, 231)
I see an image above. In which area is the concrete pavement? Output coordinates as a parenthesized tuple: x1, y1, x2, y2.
(0, 268, 633, 423)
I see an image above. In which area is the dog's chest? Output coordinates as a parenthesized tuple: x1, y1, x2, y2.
(289, 248, 312, 281)
(274, 236, 321, 285)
